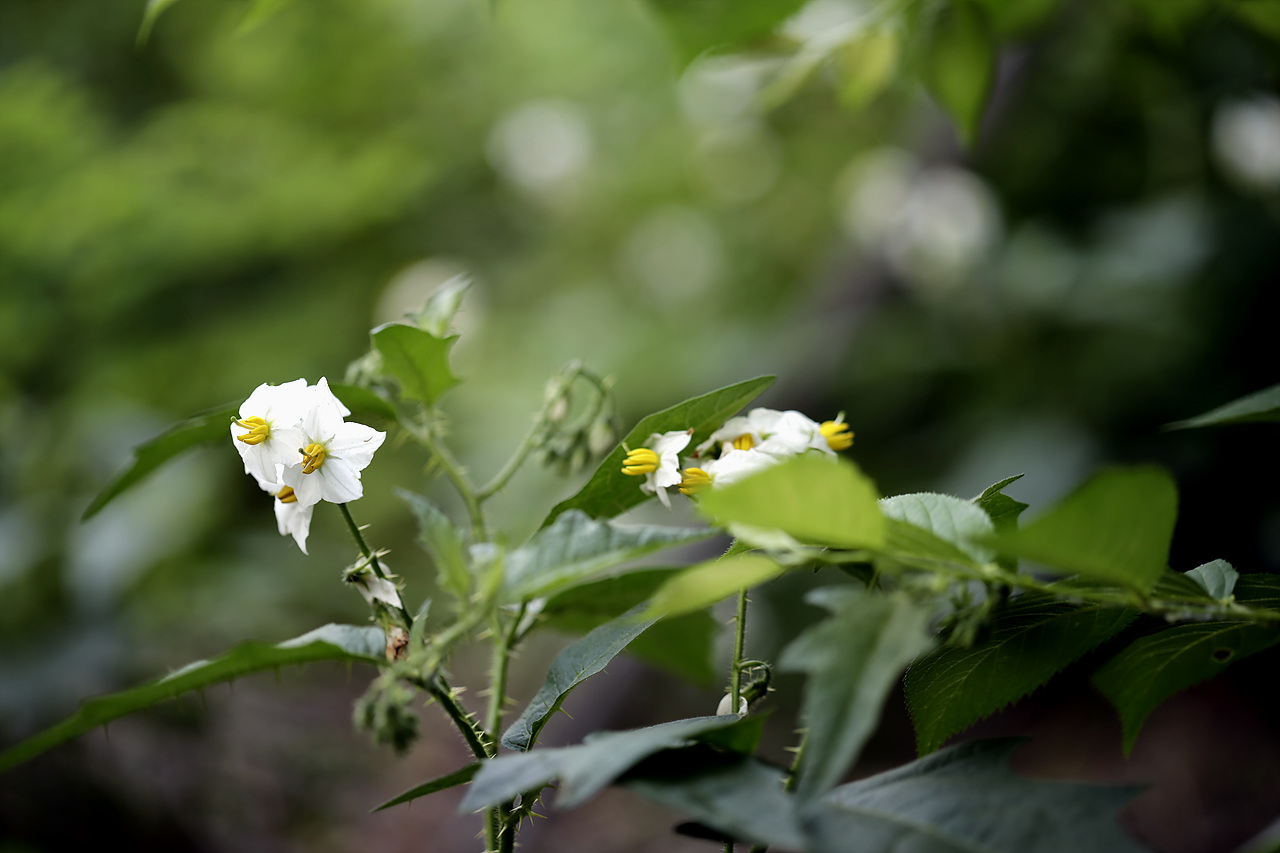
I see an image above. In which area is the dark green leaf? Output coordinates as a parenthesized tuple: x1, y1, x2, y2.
(993, 467, 1178, 592)
(1152, 568, 1213, 601)
(460, 715, 747, 812)
(698, 456, 886, 550)
(779, 587, 933, 800)
(0, 624, 385, 773)
(880, 492, 995, 563)
(1237, 574, 1280, 610)
(373, 762, 480, 812)
(644, 0, 809, 67)
(905, 593, 1136, 754)
(542, 375, 774, 526)
(643, 555, 784, 619)
(398, 489, 471, 603)
(624, 749, 806, 851)
(1166, 382, 1280, 429)
(542, 570, 719, 686)
(83, 404, 239, 520)
(811, 738, 1144, 853)
(1094, 619, 1280, 753)
(1186, 559, 1238, 600)
(502, 605, 657, 751)
(329, 382, 398, 424)
(974, 473, 1028, 533)
(503, 510, 714, 603)
(921, 0, 997, 146)
(371, 322, 459, 407)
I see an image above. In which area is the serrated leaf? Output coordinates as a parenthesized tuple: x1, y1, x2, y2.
(1237, 574, 1280, 610)
(835, 26, 901, 109)
(1186, 559, 1238, 600)
(698, 456, 885, 550)
(503, 605, 657, 752)
(880, 492, 995, 564)
(905, 593, 1136, 755)
(643, 555, 784, 620)
(1151, 568, 1212, 600)
(83, 404, 238, 520)
(397, 489, 471, 603)
(503, 510, 713, 603)
(1167, 382, 1280, 429)
(993, 467, 1177, 593)
(974, 473, 1028, 532)
(811, 738, 1144, 853)
(644, 0, 809, 67)
(1094, 619, 1280, 753)
(371, 323, 459, 407)
(779, 587, 933, 800)
(373, 762, 480, 812)
(543, 376, 774, 526)
(461, 715, 747, 812)
(921, 0, 997, 146)
(542, 570, 719, 686)
(0, 624, 385, 773)
(410, 275, 470, 338)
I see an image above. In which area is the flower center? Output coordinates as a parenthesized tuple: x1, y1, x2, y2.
(300, 443, 327, 474)
(820, 420, 853, 451)
(732, 434, 755, 451)
(277, 485, 298, 504)
(679, 467, 712, 496)
(235, 416, 270, 445)
(622, 447, 660, 476)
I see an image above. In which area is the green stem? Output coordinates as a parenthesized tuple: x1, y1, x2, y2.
(730, 588, 748, 713)
(421, 676, 493, 761)
(403, 416, 489, 540)
(339, 502, 386, 578)
(484, 603, 527, 853)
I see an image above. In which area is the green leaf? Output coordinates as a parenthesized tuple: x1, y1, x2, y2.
(1237, 574, 1280, 610)
(1186, 559, 1238, 600)
(921, 0, 997, 146)
(643, 555, 784, 620)
(698, 456, 886, 550)
(373, 762, 480, 812)
(880, 492, 995, 564)
(624, 749, 806, 852)
(1151, 568, 1213, 601)
(1094, 619, 1280, 753)
(503, 510, 714, 603)
(0, 624, 385, 773)
(974, 473, 1028, 533)
(397, 489, 471, 603)
(835, 26, 901, 109)
(542, 570, 719, 686)
(779, 587, 933, 800)
(502, 605, 657, 752)
(644, 0, 809, 67)
(329, 382, 399, 424)
(1167, 382, 1280, 429)
(905, 593, 1136, 755)
(371, 323, 459, 407)
(460, 715, 748, 812)
(811, 738, 1144, 853)
(410, 275, 470, 338)
(542, 375, 775, 527)
(992, 467, 1178, 593)
(83, 404, 239, 520)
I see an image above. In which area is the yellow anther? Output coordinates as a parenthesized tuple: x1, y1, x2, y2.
(235, 416, 270, 446)
(277, 486, 298, 504)
(732, 434, 755, 451)
(679, 467, 712, 496)
(621, 447, 660, 476)
(300, 442, 327, 474)
(820, 420, 854, 452)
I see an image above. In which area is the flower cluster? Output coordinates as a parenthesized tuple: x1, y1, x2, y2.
(231, 377, 386, 553)
(621, 408, 852, 507)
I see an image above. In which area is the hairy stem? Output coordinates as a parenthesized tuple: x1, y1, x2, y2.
(402, 415, 489, 540)
(730, 587, 749, 713)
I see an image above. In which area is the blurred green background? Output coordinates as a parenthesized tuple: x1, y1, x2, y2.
(3, 0, 1280, 849)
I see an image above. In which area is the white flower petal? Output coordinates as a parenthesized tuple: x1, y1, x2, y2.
(274, 497, 314, 554)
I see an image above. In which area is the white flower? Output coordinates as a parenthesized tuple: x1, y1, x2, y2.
(345, 559, 404, 611)
(697, 407, 849, 460)
(273, 487, 314, 554)
(702, 447, 780, 486)
(716, 694, 749, 716)
(231, 378, 312, 486)
(277, 399, 386, 507)
(621, 429, 692, 508)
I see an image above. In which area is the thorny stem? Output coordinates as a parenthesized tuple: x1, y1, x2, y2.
(402, 414, 489, 540)
(339, 503, 413, 629)
(419, 675, 493, 761)
(730, 588, 749, 713)
(485, 603, 528, 853)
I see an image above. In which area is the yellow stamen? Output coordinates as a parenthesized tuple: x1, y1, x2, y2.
(820, 420, 854, 452)
(679, 467, 712, 496)
(277, 486, 298, 504)
(732, 434, 755, 451)
(235, 416, 270, 446)
(301, 443, 327, 474)
(622, 447, 660, 476)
